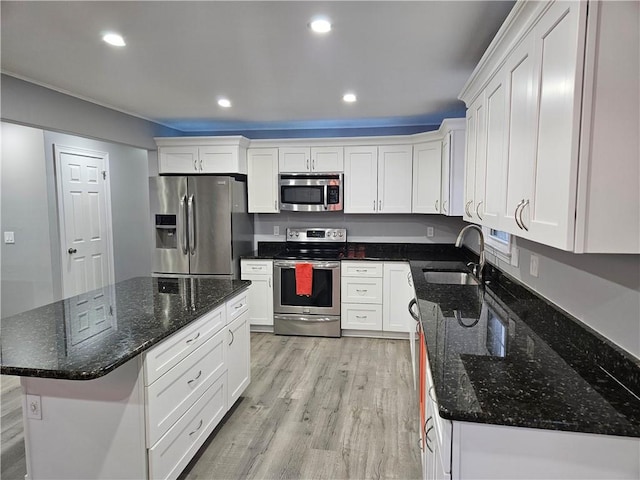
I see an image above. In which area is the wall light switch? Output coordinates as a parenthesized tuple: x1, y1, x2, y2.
(530, 254, 539, 278)
(4, 231, 15, 244)
(273, 226, 280, 236)
(426, 227, 435, 238)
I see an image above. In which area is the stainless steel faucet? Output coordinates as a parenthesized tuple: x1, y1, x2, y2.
(455, 224, 485, 283)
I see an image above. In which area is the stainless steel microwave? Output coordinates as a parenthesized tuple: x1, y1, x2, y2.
(279, 173, 343, 212)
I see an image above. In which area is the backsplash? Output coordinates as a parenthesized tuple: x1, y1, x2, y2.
(253, 212, 467, 247)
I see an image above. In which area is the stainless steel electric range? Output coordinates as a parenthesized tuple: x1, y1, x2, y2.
(273, 227, 346, 337)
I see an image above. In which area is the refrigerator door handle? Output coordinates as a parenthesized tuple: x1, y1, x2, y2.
(188, 194, 196, 255)
(180, 195, 188, 254)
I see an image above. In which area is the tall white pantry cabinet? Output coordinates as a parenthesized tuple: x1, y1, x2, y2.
(459, 0, 640, 253)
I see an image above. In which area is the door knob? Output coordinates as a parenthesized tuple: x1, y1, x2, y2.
(68, 248, 77, 254)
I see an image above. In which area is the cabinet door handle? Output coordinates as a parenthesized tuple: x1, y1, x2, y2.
(520, 199, 529, 231)
(435, 199, 439, 211)
(268, 277, 271, 288)
(187, 370, 202, 385)
(229, 329, 235, 346)
(514, 200, 525, 229)
(465, 200, 472, 217)
(443, 200, 447, 213)
(189, 419, 203, 436)
(428, 386, 436, 403)
(418, 436, 424, 452)
(424, 418, 434, 453)
(274, 199, 278, 211)
(312, 158, 316, 170)
(408, 298, 419, 321)
(186, 331, 201, 344)
(476, 201, 483, 220)
(307, 158, 310, 170)
(379, 200, 382, 211)
(373, 200, 376, 212)
(194, 159, 198, 171)
(199, 159, 203, 171)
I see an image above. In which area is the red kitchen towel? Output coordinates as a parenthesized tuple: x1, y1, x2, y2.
(295, 263, 313, 296)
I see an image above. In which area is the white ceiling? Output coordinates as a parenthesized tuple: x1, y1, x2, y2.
(1, 1, 514, 133)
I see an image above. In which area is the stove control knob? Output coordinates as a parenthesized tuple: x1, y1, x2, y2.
(339, 232, 343, 237)
(333, 232, 337, 237)
(288, 232, 293, 238)
(295, 232, 299, 237)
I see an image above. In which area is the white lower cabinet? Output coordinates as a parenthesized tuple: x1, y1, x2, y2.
(226, 308, 250, 406)
(144, 289, 251, 480)
(240, 259, 274, 328)
(341, 261, 413, 335)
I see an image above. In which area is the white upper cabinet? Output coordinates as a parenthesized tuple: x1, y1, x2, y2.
(247, 148, 279, 213)
(463, 93, 486, 224)
(378, 145, 413, 213)
(412, 141, 442, 214)
(459, 0, 638, 253)
(345, 145, 412, 214)
(439, 119, 466, 216)
(278, 146, 344, 173)
(156, 137, 249, 175)
(481, 67, 508, 230)
(344, 146, 378, 213)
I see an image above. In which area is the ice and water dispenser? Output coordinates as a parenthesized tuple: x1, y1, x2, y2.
(155, 214, 178, 249)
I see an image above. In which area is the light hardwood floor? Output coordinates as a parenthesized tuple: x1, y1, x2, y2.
(1, 334, 421, 480)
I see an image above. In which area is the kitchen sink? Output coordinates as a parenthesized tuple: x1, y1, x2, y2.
(423, 270, 480, 286)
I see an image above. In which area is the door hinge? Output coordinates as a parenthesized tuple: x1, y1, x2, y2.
(102, 171, 107, 180)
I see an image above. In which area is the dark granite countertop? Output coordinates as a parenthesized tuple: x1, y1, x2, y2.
(0, 276, 250, 380)
(411, 260, 640, 438)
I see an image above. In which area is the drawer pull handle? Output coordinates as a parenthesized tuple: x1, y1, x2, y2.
(189, 419, 203, 436)
(355, 269, 367, 273)
(229, 329, 235, 346)
(428, 386, 436, 403)
(356, 289, 368, 294)
(187, 370, 202, 385)
(235, 303, 244, 310)
(251, 266, 261, 270)
(186, 332, 201, 344)
(355, 315, 367, 319)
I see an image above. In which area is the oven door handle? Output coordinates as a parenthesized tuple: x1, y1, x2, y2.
(323, 185, 328, 210)
(274, 260, 341, 269)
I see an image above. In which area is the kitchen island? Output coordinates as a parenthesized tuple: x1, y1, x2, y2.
(0, 276, 251, 480)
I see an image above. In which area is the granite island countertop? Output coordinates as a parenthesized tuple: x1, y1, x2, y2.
(0, 276, 250, 380)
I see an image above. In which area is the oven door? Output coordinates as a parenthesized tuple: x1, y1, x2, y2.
(273, 260, 341, 316)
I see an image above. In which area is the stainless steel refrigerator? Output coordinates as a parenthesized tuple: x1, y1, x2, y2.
(149, 176, 253, 278)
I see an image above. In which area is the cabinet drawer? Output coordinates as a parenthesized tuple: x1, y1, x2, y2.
(226, 291, 249, 324)
(341, 304, 383, 330)
(341, 277, 383, 304)
(146, 330, 226, 447)
(144, 305, 225, 386)
(341, 261, 383, 277)
(148, 371, 227, 480)
(241, 260, 273, 276)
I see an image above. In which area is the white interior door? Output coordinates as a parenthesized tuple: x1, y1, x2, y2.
(56, 145, 115, 301)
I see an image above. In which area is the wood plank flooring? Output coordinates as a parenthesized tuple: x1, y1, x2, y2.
(1, 334, 421, 480)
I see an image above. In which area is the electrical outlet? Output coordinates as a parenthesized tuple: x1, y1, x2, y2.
(26, 394, 42, 420)
(273, 226, 279, 236)
(426, 226, 435, 238)
(4, 231, 15, 244)
(510, 247, 519, 267)
(529, 254, 539, 278)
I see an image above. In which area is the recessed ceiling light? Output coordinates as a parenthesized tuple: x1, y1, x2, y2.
(102, 33, 126, 47)
(343, 93, 357, 103)
(310, 18, 332, 34)
(218, 98, 232, 108)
